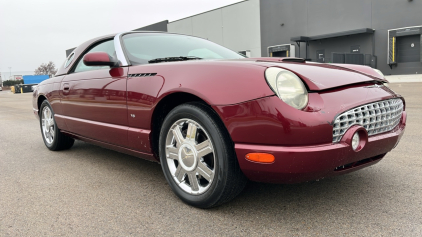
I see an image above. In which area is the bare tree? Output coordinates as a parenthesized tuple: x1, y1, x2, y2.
(34, 61, 57, 77)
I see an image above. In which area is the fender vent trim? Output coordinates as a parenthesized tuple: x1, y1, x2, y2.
(129, 73, 157, 77)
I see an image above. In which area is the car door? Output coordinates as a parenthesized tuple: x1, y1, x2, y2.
(60, 39, 129, 147)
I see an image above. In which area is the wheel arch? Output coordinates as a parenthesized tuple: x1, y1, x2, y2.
(37, 94, 48, 111)
(150, 92, 231, 159)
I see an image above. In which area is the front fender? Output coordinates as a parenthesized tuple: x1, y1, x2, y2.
(134, 60, 276, 106)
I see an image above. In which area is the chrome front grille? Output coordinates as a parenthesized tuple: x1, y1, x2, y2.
(332, 98, 403, 143)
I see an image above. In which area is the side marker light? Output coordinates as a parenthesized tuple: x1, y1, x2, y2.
(245, 153, 275, 163)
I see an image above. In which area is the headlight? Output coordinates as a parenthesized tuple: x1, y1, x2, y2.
(265, 67, 308, 110)
(373, 69, 384, 77)
(373, 69, 389, 87)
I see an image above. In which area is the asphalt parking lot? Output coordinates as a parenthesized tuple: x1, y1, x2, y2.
(0, 83, 421, 236)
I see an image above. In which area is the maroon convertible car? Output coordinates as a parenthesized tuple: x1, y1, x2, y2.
(33, 32, 406, 208)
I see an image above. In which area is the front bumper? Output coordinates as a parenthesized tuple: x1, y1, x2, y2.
(235, 111, 406, 183)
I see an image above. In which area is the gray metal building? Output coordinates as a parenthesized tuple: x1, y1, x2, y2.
(136, 0, 422, 75)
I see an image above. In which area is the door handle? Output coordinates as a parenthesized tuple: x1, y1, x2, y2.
(63, 83, 70, 94)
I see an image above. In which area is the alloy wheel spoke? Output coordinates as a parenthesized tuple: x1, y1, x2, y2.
(50, 127, 54, 139)
(197, 141, 213, 158)
(166, 146, 179, 160)
(197, 161, 213, 181)
(195, 140, 211, 151)
(167, 152, 179, 160)
(172, 126, 185, 147)
(46, 131, 52, 142)
(186, 122, 197, 142)
(175, 165, 186, 182)
(188, 172, 199, 191)
(43, 109, 48, 120)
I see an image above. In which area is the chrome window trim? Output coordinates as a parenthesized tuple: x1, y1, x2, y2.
(114, 33, 130, 66)
(114, 31, 161, 67)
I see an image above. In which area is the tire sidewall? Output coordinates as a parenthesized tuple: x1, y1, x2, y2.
(159, 104, 230, 207)
(39, 100, 60, 150)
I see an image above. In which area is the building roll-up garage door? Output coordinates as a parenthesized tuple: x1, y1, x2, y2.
(268, 44, 295, 58)
(388, 26, 422, 68)
(396, 35, 420, 63)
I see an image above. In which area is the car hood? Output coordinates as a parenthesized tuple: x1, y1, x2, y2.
(129, 58, 388, 105)
(243, 58, 387, 91)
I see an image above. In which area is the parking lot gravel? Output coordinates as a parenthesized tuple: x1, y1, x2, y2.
(0, 83, 421, 236)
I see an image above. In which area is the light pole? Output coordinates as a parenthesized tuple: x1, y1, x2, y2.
(8, 67, 11, 80)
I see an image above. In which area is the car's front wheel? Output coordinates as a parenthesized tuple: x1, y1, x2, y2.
(40, 100, 74, 151)
(159, 102, 247, 208)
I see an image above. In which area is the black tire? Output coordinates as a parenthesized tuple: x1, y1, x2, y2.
(39, 100, 74, 151)
(159, 102, 247, 208)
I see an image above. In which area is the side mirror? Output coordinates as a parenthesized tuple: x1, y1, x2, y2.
(83, 52, 119, 67)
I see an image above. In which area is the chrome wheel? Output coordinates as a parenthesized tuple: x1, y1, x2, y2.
(165, 119, 215, 195)
(41, 106, 55, 145)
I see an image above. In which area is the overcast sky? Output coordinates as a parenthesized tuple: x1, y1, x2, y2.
(0, 0, 244, 78)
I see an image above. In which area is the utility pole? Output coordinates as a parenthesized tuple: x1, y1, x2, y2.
(8, 67, 11, 80)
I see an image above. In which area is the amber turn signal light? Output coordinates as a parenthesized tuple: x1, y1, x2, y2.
(245, 153, 275, 163)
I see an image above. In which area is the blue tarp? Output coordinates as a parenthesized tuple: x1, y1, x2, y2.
(23, 75, 49, 84)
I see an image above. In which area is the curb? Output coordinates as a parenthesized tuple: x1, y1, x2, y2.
(385, 75, 422, 83)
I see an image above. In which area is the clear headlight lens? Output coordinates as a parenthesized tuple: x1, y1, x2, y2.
(265, 67, 308, 110)
(373, 69, 384, 77)
(373, 69, 389, 87)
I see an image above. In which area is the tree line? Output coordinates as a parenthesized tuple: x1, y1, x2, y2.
(3, 80, 23, 86)
(2, 61, 57, 87)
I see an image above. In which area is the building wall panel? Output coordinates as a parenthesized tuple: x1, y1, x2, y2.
(260, 0, 422, 75)
(221, 0, 261, 57)
(168, 0, 261, 57)
(259, 0, 308, 57)
(168, 18, 193, 36)
(306, 0, 372, 36)
(191, 10, 224, 45)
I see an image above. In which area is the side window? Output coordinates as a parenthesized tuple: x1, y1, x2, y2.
(73, 40, 115, 73)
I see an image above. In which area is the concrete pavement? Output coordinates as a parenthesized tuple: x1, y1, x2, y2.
(385, 74, 422, 83)
(0, 83, 421, 236)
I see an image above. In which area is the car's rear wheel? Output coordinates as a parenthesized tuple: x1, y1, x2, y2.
(159, 102, 247, 208)
(40, 100, 74, 151)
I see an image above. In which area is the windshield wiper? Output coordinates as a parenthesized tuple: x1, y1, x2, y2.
(148, 56, 202, 64)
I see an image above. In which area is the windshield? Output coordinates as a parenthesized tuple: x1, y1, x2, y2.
(122, 33, 245, 65)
